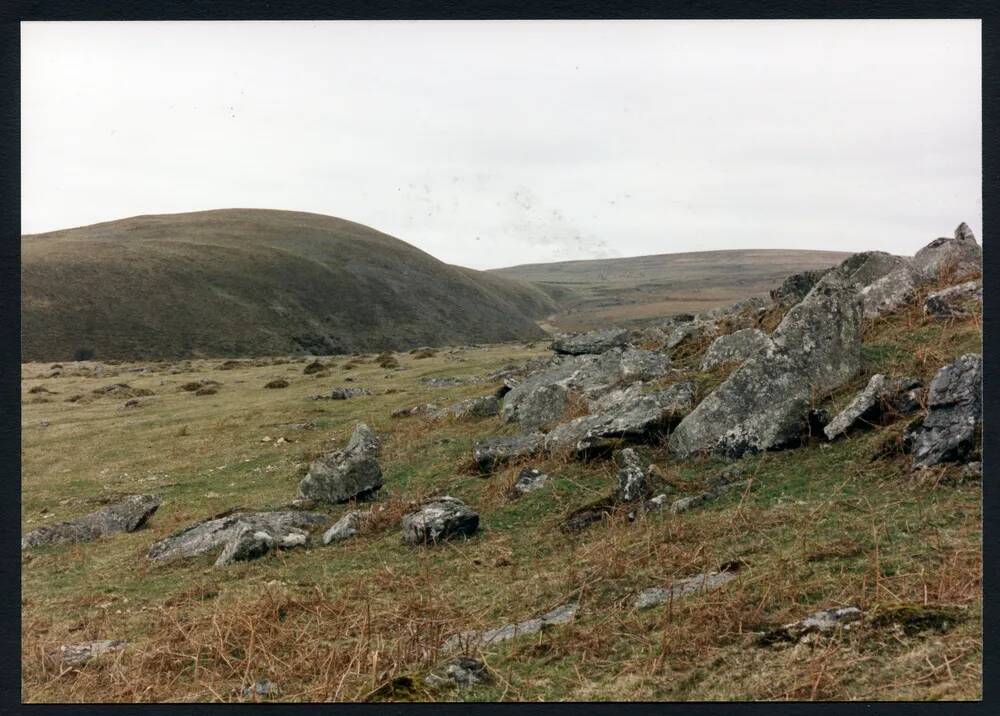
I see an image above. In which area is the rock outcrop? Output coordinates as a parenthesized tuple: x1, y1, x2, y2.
(907, 354, 982, 468)
(700, 328, 772, 371)
(401, 496, 480, 545)
(669, 274, 862, 458)
(297, 423, 383, 503)
(433, 395, 500, 420)
(912, 223, 982, 282)
(823, 374, 923, 440)
(214, 524, 308, 567)
(472, 433, 545, 472)
(551, 328, 630, 355)
(924, 280, 982, 318)
(22, 494, 161, 549)
(860, 265, 920, 319)
(770, 268, 833, 307)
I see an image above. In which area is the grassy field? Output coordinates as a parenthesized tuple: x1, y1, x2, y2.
(490, 248, 853, 332)
(20, 286, 981, 702)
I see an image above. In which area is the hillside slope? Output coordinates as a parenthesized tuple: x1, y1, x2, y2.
(21, 210, 558, 361)
(490, 249, 853, 331)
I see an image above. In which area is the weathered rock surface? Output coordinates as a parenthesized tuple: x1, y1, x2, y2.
(472, 433, 545, 472)
(551, 328, 630, 355)
(433, 395, 500, 420)
(298, 423, 383, 503)
(53, 639, 126, 666)
(757, 607, 862, 646)
(442, 603, 578, 651)
(214, 524, 308, 567)
(828, 251, 909, 291)
(401, 496, 479, 545)
(859, 265, 920, 318)
(633, 570, 738, 609)
(908, 354, 982, 468)
(912, 223, 982, 282)
(391, 403, 439, 418)
(667, 479, 751, 514)
(770, 268, 833, 307)
(424, 657, 493, 689)
(700, 328, 772, 371)
(665, 319, 717, 351)
(510, 467, 549, 497)
(22, 494, 161, 549)
(546, 381, 695, 454)
(322, 510, 370, 544)
(824, 374, 923, 440)
(615, 448, 652, 502)
(924, 280, 982, 318)
(147, 510, 328, 563)
(669, 274, 862, 458)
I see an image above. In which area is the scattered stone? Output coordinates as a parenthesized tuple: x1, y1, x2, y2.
(472, 433, 545, 472)
(668, 479, 751, 514)
(264, 379, 289, 389)
(700, 328, 772, 371)
(824, 374, 923, 440)
(239, 680, 281, 698)
(420, 376, 475, 387)
(924, 280, 982, 318)
(312, 386, 371, 400)
(757, 606, 863, 646)
(401, 496, 479, 545)
(22, 494, 161, 549)
(322, 510, 371, 544)
(391, 403, 439, 418)
(510, 467, 549, 497)
(147, 510, 328, 563)
(907, 354, 982, 468)
(962, 461, 982, 480)
(53, 639, 126, 666)
(633, 569, 738, 609)
(442, 603, 578, 651)
(214, 524, 309, 567)
(298, 423, 383, 503)
(92, 383, 153, 398)
(424, 657, 492, 689)
(615, 448, 652, 502)
(669, 273, 862, 458)
(551, 328, 631, 355)
(434, 395, 500, 420)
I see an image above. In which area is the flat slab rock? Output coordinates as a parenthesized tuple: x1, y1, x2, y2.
(924, 280, 982, 318)
(442, 603, 578, 651)
(401, 496, 479, 545)
(824, 374, 922, 440)
(53, 639, 126, 666)
(322, 509, 371, 544)
(633, 570, 738, 609)
(298, 423, 383, 503)
(551, 328, 631, 355)
(214, 524, 309, 567)
(22, 494, 161, 549)
(472, 433, 545, 472)
(700, 328, 773, 371)
(147, 510, 329, 563)
(908, 353, 982, 468)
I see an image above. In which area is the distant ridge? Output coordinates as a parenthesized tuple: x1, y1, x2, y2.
(21, 209, 557, 361)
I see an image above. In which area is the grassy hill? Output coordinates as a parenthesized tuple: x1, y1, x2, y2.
(21, 209, 558, 361)
(490, 249, 853, 332)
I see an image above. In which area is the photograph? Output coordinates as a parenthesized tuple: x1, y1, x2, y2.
(18, 18, 983, 702)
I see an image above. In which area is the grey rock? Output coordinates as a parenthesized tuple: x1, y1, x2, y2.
(700, 328, 773, 371)
(551, 328, 631, 355)
(962, 461, 982, 480)
(240, 680, 281, 698)
(434, 395, 500, 420)
(298, 423, 383, 503)
(908, 354, 982, 468)
(546, 381, 695, 454)
(503, 380, 570, 431)
(442, 603, 578, 651)
(511, 467, 549, 496)
(924, 280, 982, 318)
(215, 524, 306, 567)
(22, 494, 161, 549)
(824, 374, 923, 440)
(147, 510, 328, 563)
(665, 320, 716, 351)
(54, 639, 126, 666)
(615, 448, 651, 502)
(421, 376, 477, 387)
(633, 570, 738, 609)
(401, 496, 479, 545)
(702, 295, 771, 322)
(618, 349, 672, 383)
(758, 607, 863, 645)
(859, 264, 920, 318)
(669, 273, 862, 458)
(425, 657, 492, 689)
(912, 224, 982, 282)
(827, 251, 908, 291)
(322, 510, 370, 544)
(324, 386, 371, 400)
(472, 433, 545, 472)
(669, 479, 751, 514)
(391, 403, 439, 418)
(771, 268, 833, 307)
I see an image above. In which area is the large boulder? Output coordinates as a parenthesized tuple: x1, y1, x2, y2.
(401, 496, 479, 545)
(700, 328, 772, 371)
(551, 328, 631, 355)
(828, 251, 909, 291)
(859, 265, 920, 318)
(823, 374, 922, 440)
(147, 510, 328, 563)
(770, 268, 833, 307)
(546, 381, 695, 454)
(297, 423, 383, 503)
(472, 433, 545, 472)
(669, 274, 862, 458)
(912, 223, 982, 282)
(908, 354, 982, 468)
(22, 494, 161, 549)
(924, 280, 982, 318)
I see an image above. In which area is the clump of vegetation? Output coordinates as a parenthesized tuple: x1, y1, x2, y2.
(264, 379, 290, 389)
(376, 353, 400, 369)
(303, 360, 326, 375)
(410, 348, 437, 359)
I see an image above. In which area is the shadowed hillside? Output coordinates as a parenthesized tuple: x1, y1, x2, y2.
(21, 209, 558, 361)
(490, 249, 853, 332)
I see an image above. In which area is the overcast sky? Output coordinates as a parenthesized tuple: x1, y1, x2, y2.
(21, 20, 981, 270)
